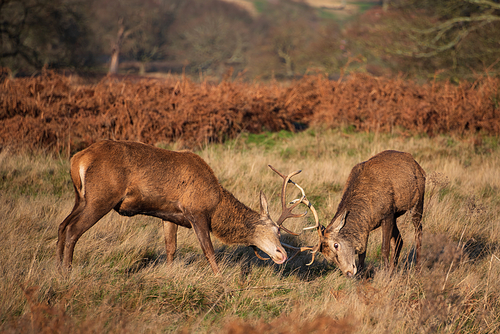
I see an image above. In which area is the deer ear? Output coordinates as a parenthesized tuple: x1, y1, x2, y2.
(259, 191, 270, 216)
(333, 211, 348, 233)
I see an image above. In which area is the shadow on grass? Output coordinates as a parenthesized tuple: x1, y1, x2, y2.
(121, 234, 498, 284)
(121, 231, 499, 282)
(463, 236, 498, 262)
(121, 242, 336, 281)
(219, 244, 335, 281)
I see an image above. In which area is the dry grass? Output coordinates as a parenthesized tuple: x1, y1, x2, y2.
(0, 129, 499, 333)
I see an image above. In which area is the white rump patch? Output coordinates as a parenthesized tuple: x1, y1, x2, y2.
(79, 164, 86, 197)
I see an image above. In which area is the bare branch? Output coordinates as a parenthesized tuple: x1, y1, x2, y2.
(395, 17, 498, 58)
(412, 14, 500, 34)
(467, 0, 500, 10)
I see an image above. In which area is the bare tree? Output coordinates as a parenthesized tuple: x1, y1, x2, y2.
(92, 0, 179, 75)
(0, 0, 92, 75)
(249, 0, 318, 78)
(167, 0, 252, 76)
(393, 0, 500, 59)
(347, 0, 500, 77)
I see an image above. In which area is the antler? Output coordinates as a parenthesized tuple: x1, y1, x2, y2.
(285, 193, 324, 265)
(268, 165, 310, 236)
(268, 165, 324, 265)
(295, 194, 325, 266)
(251, 246, 271, 261)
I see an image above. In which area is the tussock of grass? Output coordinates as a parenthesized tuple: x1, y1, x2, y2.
(1, 129, 499, 333)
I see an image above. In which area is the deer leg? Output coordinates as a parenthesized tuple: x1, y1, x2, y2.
(57, 202, 84, 265)
(62, 202, 114, 269)
(358, 251, 366, 272)
(189, 216, 219, 275)
(412, 201, 424, 266)
(163, 220, 178, 264)
(391, 222, 403, 267)
(57, 189, 84, 264)
(381, 215, 393, 268)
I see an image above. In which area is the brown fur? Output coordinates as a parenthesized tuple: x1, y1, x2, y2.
(320, 150, 426, 276)
(57, 140, 286, 274)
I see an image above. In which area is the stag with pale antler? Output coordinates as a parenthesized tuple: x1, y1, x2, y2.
(298, 150, 426, 277)
(57, 140, 316, 274)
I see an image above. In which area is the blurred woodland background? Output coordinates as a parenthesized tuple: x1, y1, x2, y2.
(1, 0, 500, 81)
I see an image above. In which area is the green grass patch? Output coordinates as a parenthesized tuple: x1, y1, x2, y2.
(352, 1, 379, 13)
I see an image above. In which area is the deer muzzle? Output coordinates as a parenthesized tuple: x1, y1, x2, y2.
(252, 244, 288, 264)
(272, 246, 287, 264)
(344, 263, 357, 278)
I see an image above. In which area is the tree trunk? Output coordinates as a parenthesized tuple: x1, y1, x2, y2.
(109, 19, 125, 74)
(138, 62, 146, 75)
(277, 48, 293, 77)
(382, 0, 390, 11)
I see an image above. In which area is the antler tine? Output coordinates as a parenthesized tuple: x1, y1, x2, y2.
(281, 242, 321, 265)
(282, 174, 322, 241)
(283, 186, 323, 266)
(297, 203, 323, 244)
(296, 194, 323, 266)
(268, 165, 306, 236)
(252, 246, 270, 261)
(281, 242, 312, 262)
(305, 243, 321, 266)
(289, 183, 320, 232)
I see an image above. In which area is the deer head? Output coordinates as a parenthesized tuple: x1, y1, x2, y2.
(319, 212, 357, 277)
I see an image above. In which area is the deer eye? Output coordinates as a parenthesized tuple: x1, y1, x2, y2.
(334, 243, 339, 249)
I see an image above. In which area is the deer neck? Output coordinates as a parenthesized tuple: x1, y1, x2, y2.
(210, 187, 259, 245)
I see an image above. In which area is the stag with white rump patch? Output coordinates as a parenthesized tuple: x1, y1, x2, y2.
(303, 150, 426, 277)
(57, 140, 314, 274)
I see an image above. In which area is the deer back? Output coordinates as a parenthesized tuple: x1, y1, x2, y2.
(331, 150, 425, 231)
(70, 140, 222, 219)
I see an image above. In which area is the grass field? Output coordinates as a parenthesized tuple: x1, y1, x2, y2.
(1, 129, 499, 333)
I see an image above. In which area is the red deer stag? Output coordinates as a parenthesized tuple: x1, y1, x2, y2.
(304, 150, 426, 277)
(57, 140, 311, 274)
